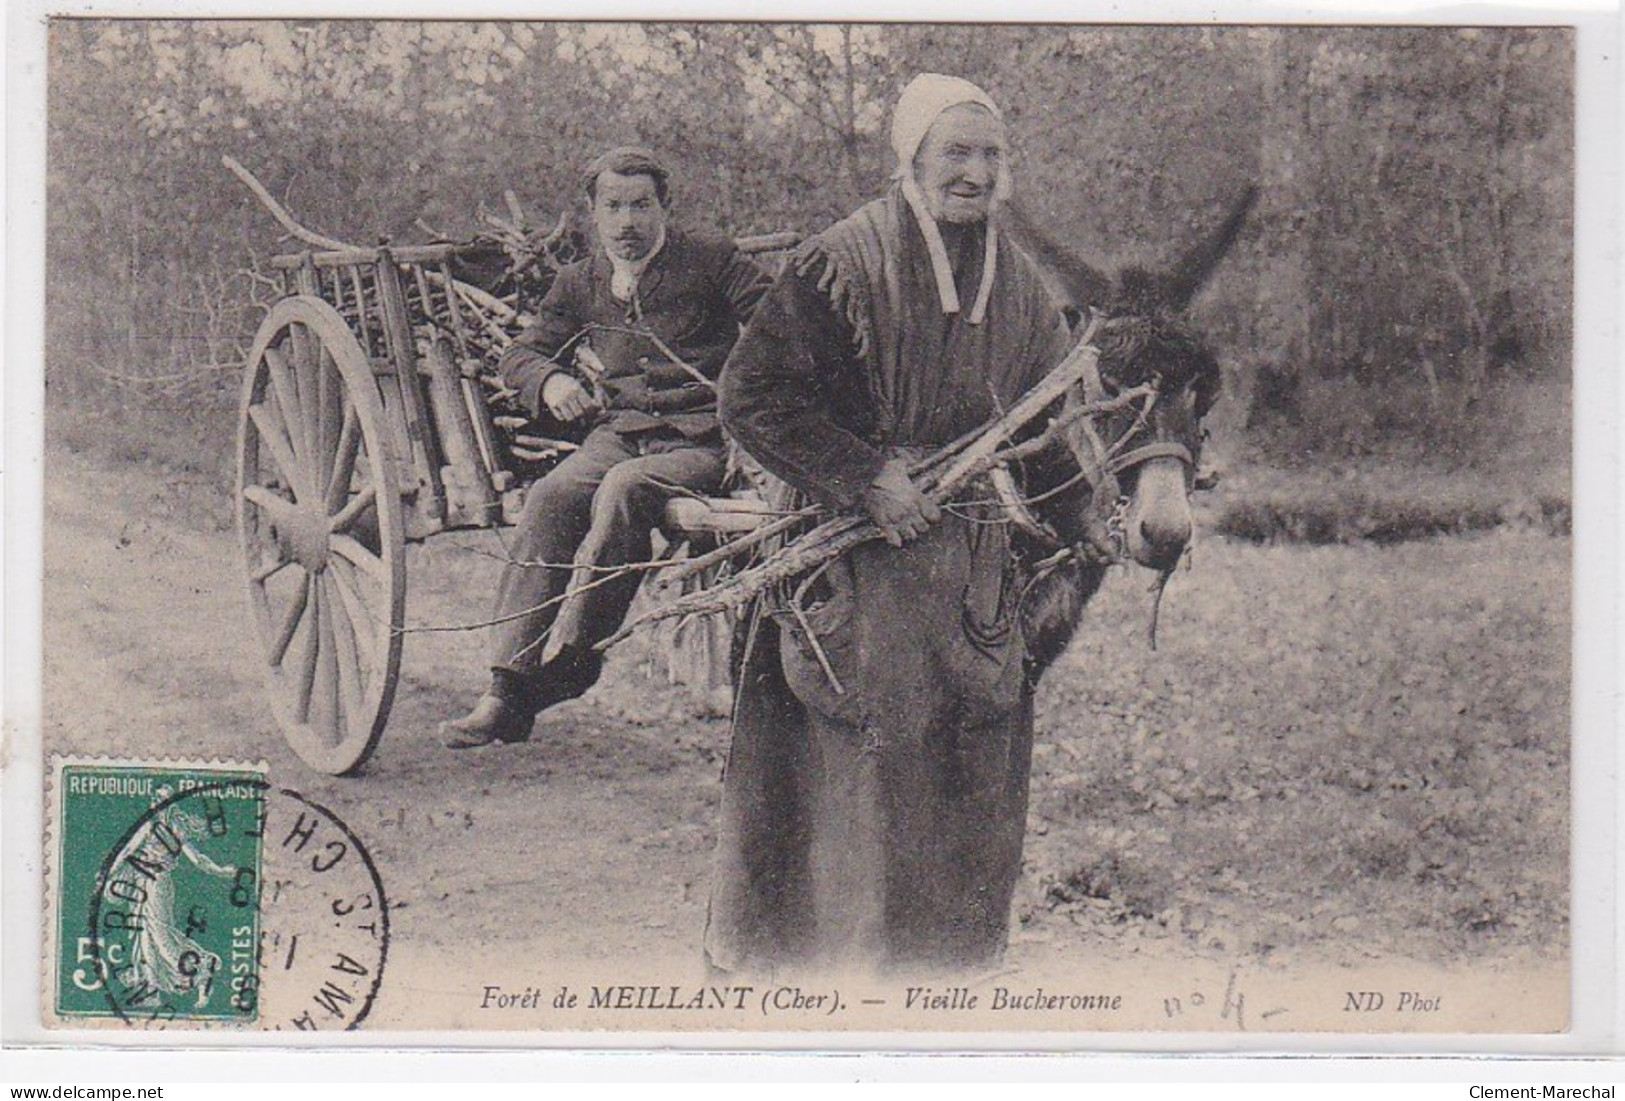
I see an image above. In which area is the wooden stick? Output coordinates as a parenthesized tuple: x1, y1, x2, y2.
(637, 327, 717, 391)
(512, 434, 579, 452)
(923, 336, 1100, 494)
(736, 232, 802, 254)
(223, 155, 358, 252)
(449, 283, 517, 348)
(439, 274, 519, 324)
(537, 210, 571, 252)
(503, 189, 527, 228)
(655, 507, 820, 586)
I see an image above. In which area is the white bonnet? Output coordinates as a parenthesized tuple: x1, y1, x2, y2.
(890, 73, 1003, 171)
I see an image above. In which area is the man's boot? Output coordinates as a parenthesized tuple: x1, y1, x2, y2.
(529, 646, 605, 713)
(439, 668, 540, 749)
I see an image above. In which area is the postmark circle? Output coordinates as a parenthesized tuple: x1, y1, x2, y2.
(87, 780, 389, 1030)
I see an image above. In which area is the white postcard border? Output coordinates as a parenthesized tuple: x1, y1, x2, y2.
(3, 0, 1619, 1069)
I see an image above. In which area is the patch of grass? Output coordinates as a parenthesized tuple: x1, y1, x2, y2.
(1345, 823, 1419, 881)
(1207, 376, 1571, 545)
(47, 394, 236, 479)
(1242, 374, 1558, 468)
(1212, 490, 1567, 545)
(1045, 851, 1170, 922)
(45, 382, 241, 533)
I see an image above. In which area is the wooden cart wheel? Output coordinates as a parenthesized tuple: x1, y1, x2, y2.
(237, 296, 405, 775)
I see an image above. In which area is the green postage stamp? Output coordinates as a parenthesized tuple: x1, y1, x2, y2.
(49, 759, 269, 1025)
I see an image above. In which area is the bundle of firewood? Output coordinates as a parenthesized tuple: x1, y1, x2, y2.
(596, 323, 1152, 653)
(224, 154, 571, 353)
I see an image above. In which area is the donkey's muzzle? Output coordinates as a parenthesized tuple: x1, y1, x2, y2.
(1123, 459, 1192, 571)
(1137, 516, 1191, 571)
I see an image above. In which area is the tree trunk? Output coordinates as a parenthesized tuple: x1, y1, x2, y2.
(1256, 28, 1316, 376)
(1486, 29, 1523, 371)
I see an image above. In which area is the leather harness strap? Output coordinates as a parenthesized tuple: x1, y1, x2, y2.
(1105, 440, 1195, 475)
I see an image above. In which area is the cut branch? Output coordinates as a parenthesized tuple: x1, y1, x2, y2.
(223, 155, 359, 252)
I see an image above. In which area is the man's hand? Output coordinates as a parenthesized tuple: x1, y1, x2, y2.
(861, 457, 941, 547)
(542, 373, 599, 423)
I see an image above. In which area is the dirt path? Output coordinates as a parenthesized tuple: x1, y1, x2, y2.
(42, 449, 728, 971)
(39, 447, 1569, 1032)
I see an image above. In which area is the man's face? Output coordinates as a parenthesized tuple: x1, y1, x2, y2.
(592, 170, 667, 262)
(911, 104, 1007, 225)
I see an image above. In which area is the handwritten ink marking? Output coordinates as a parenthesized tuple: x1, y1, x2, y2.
(1220, 970, 1245, 1031)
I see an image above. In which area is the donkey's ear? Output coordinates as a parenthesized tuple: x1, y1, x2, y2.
(1001, 199, 1115, 310)
(1160, 185, 1258, 310)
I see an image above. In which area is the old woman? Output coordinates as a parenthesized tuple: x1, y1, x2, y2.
(707, 74, 1079, 974)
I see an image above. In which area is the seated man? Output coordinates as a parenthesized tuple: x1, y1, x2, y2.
(441, 146, 772, 749)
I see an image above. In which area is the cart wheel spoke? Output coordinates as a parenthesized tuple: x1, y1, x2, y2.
(267, 569, 311, 668)
(245, 402, 308, 503)
(263, 346, 306, 466)
(288, 324, 322, 467)
(328, 485, 377, 535)
(325, 575, 368, 732)
(329, 558, 380, 670)
(324, 405, 362, 513)
(293, 577, 321, 724)
(251, 556, 293, 585)
(311, 345, 344, 497)
(242, 484, 301, 527)
(330, 533, 387, 583)
(310, 582, 341, 741)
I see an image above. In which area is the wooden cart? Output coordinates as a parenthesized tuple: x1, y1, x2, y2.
(236, 232, 797, 775)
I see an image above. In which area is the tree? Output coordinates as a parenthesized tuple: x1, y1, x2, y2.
(45, 19, 1573, 465)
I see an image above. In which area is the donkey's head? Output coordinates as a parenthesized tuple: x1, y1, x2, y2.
(1090, 310, 1221, 571)
(1007, 187, 1254, 574)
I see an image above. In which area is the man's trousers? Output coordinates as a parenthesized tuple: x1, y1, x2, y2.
(490, 425, 725, 673)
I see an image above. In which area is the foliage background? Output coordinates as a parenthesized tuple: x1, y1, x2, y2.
(46, 21, 1572, 499)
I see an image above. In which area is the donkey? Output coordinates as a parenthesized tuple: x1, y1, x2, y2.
(1002, 186, 1256, 667)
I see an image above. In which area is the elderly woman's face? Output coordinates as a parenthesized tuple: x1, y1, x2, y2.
(912, 104, 1007, 225)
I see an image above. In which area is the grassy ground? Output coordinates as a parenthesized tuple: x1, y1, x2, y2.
(1018, 531, 1568, 966)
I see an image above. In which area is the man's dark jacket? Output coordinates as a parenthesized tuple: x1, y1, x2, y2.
(499, 227, 772, 440)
